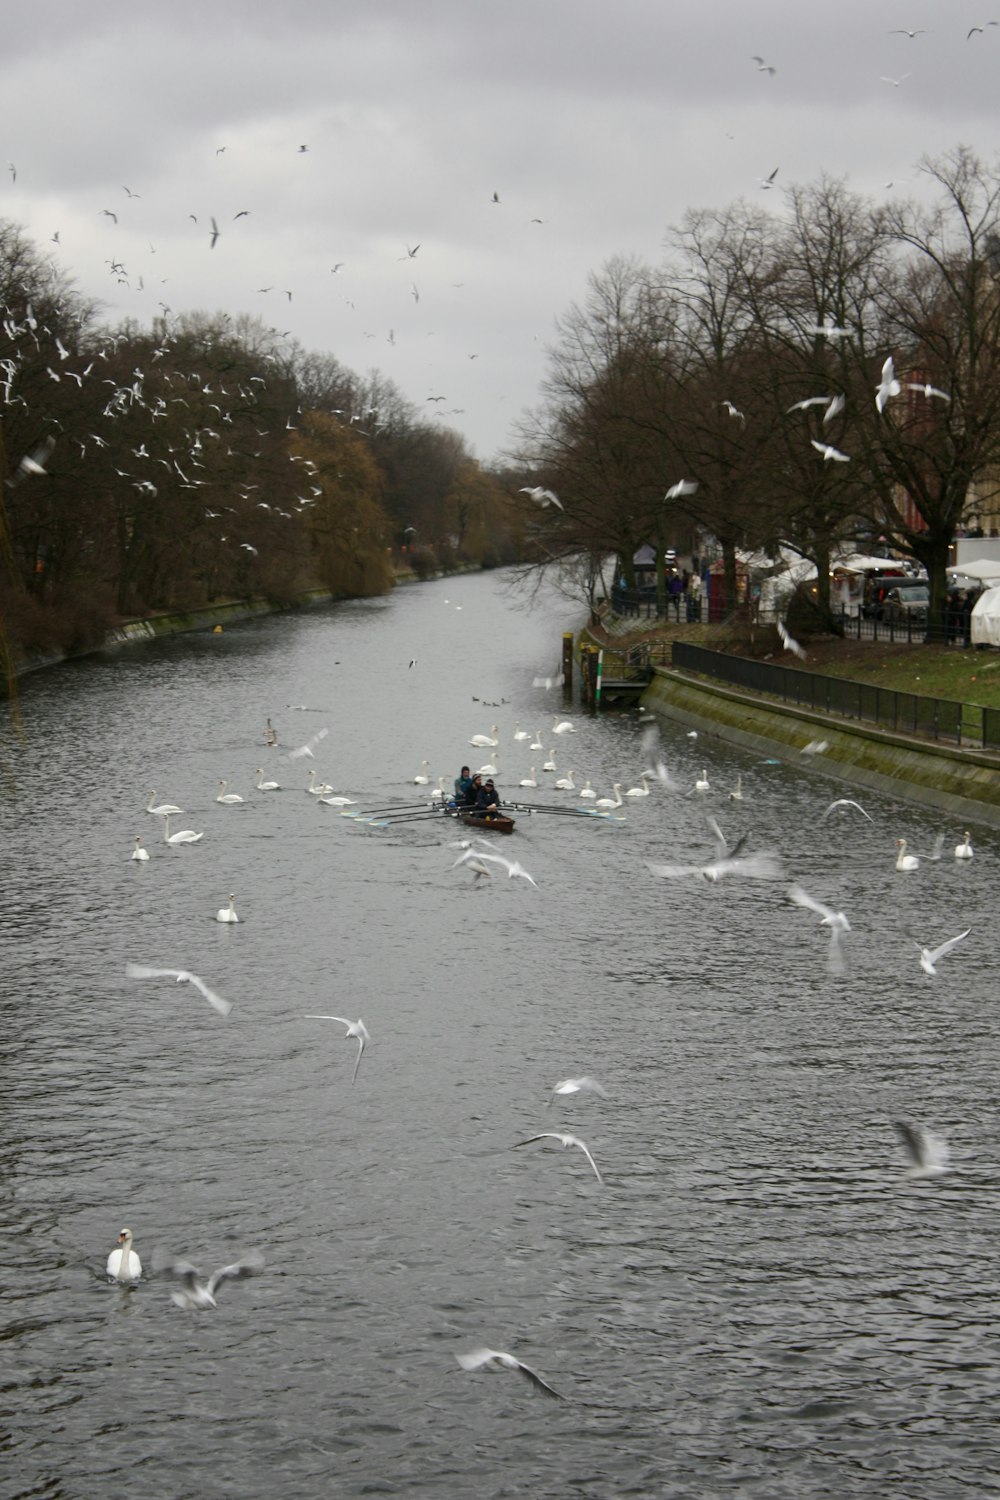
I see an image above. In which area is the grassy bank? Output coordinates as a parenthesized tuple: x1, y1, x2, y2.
(590, 615, 1000, 710)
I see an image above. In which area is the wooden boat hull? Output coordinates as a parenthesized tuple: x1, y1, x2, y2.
(457, 809, 515, 835)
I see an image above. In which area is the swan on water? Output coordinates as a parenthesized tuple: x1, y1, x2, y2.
(554, 770, 576, 790)
(513, 723, 529, 742)
(519, 769, 538, 787)
(106, 1227, 142, 1281)
(594, 783, 623, 810)
(412, 761, 431, 785)
(215, 893, 240, 923)
(478, 757, 498, 775)
(578, 781, 596, 799)
(529, 731, 544, 751)
(469, 725, 499, 748)
(216, 779, 245, 804)
(304, 1014, 370, 1084)
(130, 837, 150, 861)
(955, 832, 974, 860)
(154, 1247, 265, 1309)
(147, 791, 183, 816)
(307, 769, 333, 795)
(895, 838, 919, 871)
(552, 719, 575, 735)
(541, 750, 557, 772)
(161, 815, 203, 845)
(694, 769, 710, 793)
(319, 792, 357, 806)
(728, 775, 743, 802)
(256, 768, 281, 791)
(625, 772, 653, 798)
(429, 777, 446, 800)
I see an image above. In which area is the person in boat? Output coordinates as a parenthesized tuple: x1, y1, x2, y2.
(455, 765, 473, 800)
(476, 778, 501, 818)
(464, 773, 484, 807)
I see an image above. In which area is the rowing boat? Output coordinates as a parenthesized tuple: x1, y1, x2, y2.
(456, 808, 515, 835)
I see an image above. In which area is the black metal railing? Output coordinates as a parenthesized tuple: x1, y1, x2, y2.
(669, 642, 1000, 749)
(608, 591, 976, 645)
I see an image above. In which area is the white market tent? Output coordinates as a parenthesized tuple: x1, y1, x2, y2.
(971, 585, 1000, 646)
(949, 557, 1000, 585)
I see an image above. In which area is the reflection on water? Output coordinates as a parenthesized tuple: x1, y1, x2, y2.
(3, 570, 1000, 1498)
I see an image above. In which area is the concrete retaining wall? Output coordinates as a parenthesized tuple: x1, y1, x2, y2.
(643, 667, 1000, 828)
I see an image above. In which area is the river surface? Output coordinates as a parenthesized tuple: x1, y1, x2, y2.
(3, 569, 1000, 1500)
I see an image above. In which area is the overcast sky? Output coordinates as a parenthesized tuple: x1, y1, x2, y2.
(1, 0, 997, 464)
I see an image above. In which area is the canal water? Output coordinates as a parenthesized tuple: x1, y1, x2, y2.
(3, 569, 999, 1499)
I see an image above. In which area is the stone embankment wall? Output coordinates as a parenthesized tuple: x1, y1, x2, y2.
(643, 666, 1000, 828)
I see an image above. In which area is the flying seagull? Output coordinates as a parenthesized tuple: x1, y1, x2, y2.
(893, 1121, 949, 1178)
(915, 926, 971, 977)
(876, 355, 902, 412)
(810, 439, 850, 462)
(287, 726, 330, 760)
(456, 1347, 563, 1400)
(777, 620, 807, 659)
(806, 318, 850, 341)
(304, 1014, 370, 1083)
(787, 883, 850, 975)
(153, 1247, 265, 1309)
(821, 798, 873, 822)
(665, 478, 698, 499)
(751, 55, 776, 74)
(906, 382, 950, 402)
(759, 167, 779, 190)
(513, 1131, 603, 1183)
(209, 218, 220, 248)
(125, 963, 232, 1016)
(453, 847, 537, 885)
(519, 485, 563, 510)
(549, 1076, 608, 1105)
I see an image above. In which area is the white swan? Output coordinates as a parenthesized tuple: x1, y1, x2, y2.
(130, 836, 150, 861)
(469, 724, 499, 748)
(955, 832, 974, 860)
(694, 769, 710, 793)
(519, 768, 538, 787)
(625, 772, 653, 798)
(578, 780, 596, 800)
(595, 783, 623, 810)
(307, 769, 333, 795)
(429, 776, 446, 800)
(162, 815, 203, 845)
(895, 838, 919, 872)
(478, 756, 498, 775)
(552, 719, 575, 735)
(412, 760, 431, 785)
(256, 768, 280, 791)
(215, 893, 239, 923)
(529, 730, 544, 751)
(147, 791, 182, 816)
(319, 792, 357, 806)
(554, 770, 576, 790)
(513, 723, 530, 742)
(107, 1227, 142, 1282)
(216, 779, 245, 804)
(729, 776, 743, 802)
(541, 750, 557, 772)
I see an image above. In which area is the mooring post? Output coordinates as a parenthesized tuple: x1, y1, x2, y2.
(561, 631, 574, 693)
(595, 649, 604, 709)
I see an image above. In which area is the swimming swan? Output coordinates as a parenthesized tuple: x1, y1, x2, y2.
(955, 832, 974, 860)
(595, 783, 623, 810)
(895, 838, 919, 871)
(216, 780, 245, 804)
(130, 837, 150, 861)
(256, 768, 280, 791)
(107, 1227, 142, 1281)
(215, 893, 239, 923)
(147, 791, 182, 815)
(162, 815, 203, 845)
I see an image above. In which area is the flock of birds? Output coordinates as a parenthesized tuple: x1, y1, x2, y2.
(103, 675, 980, 1393)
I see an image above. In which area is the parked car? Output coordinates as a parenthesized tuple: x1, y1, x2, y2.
(880, 584, 929, 625)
